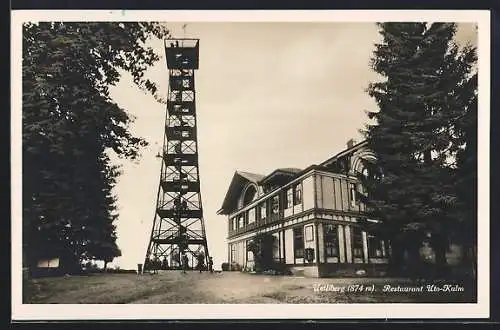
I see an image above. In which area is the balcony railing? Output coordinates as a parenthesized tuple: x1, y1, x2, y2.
(228, 211, 289, 238)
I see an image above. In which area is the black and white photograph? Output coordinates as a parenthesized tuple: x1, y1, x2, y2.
(11, 10, 490, 320)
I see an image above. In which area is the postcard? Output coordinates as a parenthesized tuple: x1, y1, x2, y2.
(11, 9, 490, 320)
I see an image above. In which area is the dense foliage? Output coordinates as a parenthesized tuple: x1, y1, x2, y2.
(360, 23, 477, 277)
(22, 22, 170, 272)
(247, 233, 277, 272)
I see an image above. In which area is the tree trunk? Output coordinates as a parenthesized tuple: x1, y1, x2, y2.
(104, 261, 108, 271)
(432, 234, 448, 279)
(463, 244, 477, 281)
(423, 150, 432, 164)
(388, 238, 405, 276)
(407, 242, 422, 281)
(59, 251, 80, 274)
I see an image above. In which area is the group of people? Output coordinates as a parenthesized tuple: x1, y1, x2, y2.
(146, 252, 213, 275)
(181, 252, 213, 274)
(146, 257, 169, 274)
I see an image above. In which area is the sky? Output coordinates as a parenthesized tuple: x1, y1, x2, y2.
(107, 22, 477, 270)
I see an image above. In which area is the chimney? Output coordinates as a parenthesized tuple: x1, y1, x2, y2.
(346, 138, 357, 149)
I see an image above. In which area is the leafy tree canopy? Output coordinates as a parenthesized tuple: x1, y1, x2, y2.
(22, 22, 170, 272)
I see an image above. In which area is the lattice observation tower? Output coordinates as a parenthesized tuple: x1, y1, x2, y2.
(144, 38, 210, 271)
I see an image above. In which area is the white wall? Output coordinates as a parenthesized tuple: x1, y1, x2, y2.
(302, 175, 315, 211)
(272, 232, 280, 259)
(317, 222, 325, 263)
(284, 228, 294, 264)
(334, 178, 342, 210)
(320, 175, 335, 209)
(239, 241, 245, 266)
(344, 225, 352, 263)
(338, 224, 346, 263)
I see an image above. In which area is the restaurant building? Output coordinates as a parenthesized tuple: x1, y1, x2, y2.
(217, 139, 390, 277)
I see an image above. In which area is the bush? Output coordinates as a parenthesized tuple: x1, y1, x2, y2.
(271, 262, 292, 275)
(104, 268, 136, 274)
(247, 233, 276, 272)
(244, 264, 255, 272)
(221, 262, 229, 271)
(230, 262, 242, 271)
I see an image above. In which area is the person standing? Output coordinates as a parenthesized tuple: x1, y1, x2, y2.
(182, 253, 189, 274)
(153, 257, 160, 275)
(208, 257, 214, 273)
(162, 256, 168, 270)
(196, 252, 205, 273)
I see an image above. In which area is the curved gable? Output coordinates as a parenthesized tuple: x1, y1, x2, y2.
(320, 140, 377, 175)
(350, 147, 376, 175)
(238, 182, 259, 209)
(217, 171, 264, 215)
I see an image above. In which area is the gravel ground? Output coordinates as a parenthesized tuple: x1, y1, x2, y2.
(23, 271, 475, 304)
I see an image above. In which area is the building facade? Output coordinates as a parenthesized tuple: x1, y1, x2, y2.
(217, 140, 390, 277)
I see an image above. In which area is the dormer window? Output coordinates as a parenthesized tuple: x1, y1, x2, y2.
(242, 185, 257, 207)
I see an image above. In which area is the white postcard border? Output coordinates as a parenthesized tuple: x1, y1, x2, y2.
(11, 9, 490, 320)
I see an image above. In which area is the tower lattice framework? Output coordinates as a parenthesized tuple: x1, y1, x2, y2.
(144, 38, 209, 270)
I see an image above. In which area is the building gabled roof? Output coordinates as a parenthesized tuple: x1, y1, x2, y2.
(238, 171, 266, 183)
(277, 167, 302, 174)
(259, 167, 302, 185)
(217, 171, 264, 215)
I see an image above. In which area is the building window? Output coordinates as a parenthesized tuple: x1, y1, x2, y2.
(293, 226, 304, 258)
(359, 170, 369, 199)
(246, 241, 254, 261)
(324, 224, 339, 257)
(237, 215, 244, 229)
(286, 188, 293, 209)
(271, 195, 279, 215)
(305, 225, 314, 242)
(230, 217, 236, 231)
(230, 244, 237, 262)
(349, 183, 358, 206)
(294, 184, 302, 205)
(352, 227, 364, 258)
(259, 202, 267, 221)
(273, 235, 280, 261)
(248, 208, 256, 224)
(368, 234, 384, 258)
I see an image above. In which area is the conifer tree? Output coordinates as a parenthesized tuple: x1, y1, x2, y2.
(360, 23, 477, 277)
(452, 63, 478, 279)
